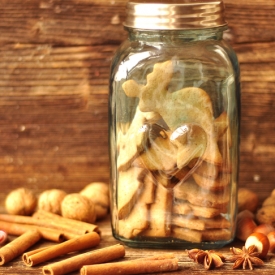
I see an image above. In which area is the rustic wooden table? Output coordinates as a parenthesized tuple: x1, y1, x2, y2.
(0, 214, 274, 275)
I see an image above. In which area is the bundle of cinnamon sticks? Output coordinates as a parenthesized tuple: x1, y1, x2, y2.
(0, 210, 100, 242)
(0, 211, 180, 275)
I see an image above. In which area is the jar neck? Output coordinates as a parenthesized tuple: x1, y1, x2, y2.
(126, 27, 227, 43)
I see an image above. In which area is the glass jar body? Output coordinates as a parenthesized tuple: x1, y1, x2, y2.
(109, 28, 240, 249)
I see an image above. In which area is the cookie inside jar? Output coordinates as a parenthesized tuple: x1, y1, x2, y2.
(113, 60, 236, 249)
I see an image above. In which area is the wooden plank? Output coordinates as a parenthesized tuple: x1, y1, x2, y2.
(0, 0, 128, 46)
(0, 215, 274, 275)
(0, 0, 274, 204)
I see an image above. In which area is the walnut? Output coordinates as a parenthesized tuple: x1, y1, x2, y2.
(256, 205, 275, 226)
(238, 187, 259, 213)
(80, 182, 109, 219)
(61, 193, 96, 223)
(38, 189, 67, 215)
(5, 187, 37, 215)
(262, 196, 275, 207)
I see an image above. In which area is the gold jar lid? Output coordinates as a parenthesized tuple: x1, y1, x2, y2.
(124, 0, 227, 30)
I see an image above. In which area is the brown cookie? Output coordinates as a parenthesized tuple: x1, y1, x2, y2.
(172, 214, 231, 231)
(172, 200, 192, 216)
(170, 124, 208, 169)
(188, 202, 227, 218)
(132, 128, 177, 172)
(172, 227, 231, 242)
(191, 161, 219, 180)
(142, 183, 173, 237)
(118, 202, 149, 239)
(174, 179, 230, 209)
(202, 229, 232, 241)
(122, 60, 223, 167)
(172, 226, 202, 243)
(173, 200, 225, 218)
(140, 172, 156, 204)
(117, 107, 160, 172)
(152, 171, 175, 189)
(117, 167, 146, 219)
(193, 172, 230, 191)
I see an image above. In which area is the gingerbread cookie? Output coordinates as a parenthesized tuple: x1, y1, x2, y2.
(122, 60, 223, 167)
(174, 179, 230, 209)
(193, 172, 230, 191)
(202, 229, 232, 241)
(191, 160, 219, 180)
(172, 226, 202, 243)
(132, 128, 177, 172)
(140, 171, 156, 204)
(170, 124, 207, 169)
(173, 200, 225, 219)
(117, 107, 150, 171)
(172, 227, 231, 243)
(117, 167, 147, 219)
(142, 183, 173, 237)
(118, 202, 149, 239)
(172, 214, 230, 231)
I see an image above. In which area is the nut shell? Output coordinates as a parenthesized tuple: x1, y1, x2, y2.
(80, 182, 109, 219)
(256, 205, 275, 226)
(245, 232, 270, 259)
(5, 188, 37, 215)
(262, 196, 275, 207)
(61, 193, 96, 223)
(80, 182, 109, 207)
(238, 187, 259, 213)
(38, 189, 67, 214)
(267, 231, 275, 253)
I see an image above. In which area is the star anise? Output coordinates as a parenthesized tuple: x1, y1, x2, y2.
(227, 245, 264, 270)
(187, 248, 225, 270)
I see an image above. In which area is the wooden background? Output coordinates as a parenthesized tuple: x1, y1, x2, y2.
(0, 0, 275, 207)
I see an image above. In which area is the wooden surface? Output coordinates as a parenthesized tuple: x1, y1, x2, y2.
(0, 0, 275, 204)
(0, 214, 275, 275)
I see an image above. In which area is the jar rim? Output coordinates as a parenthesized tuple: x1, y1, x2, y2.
(124, 0, 227, 30)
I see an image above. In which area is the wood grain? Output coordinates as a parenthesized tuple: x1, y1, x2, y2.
(0, 0, 274, 207)
(0, 215, 274, 274)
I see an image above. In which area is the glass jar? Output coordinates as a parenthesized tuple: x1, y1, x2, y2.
(109, 0, 240, 249)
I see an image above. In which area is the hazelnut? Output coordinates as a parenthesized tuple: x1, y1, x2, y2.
(5, 188, 37, 215)
(245, 232, 270, 259)
(38, 189, 67, 215)
(253, 224, 275, 236)
(238, 187, 259, 213)
(236, 215, 257, 242)
(61, 193, 96, 223)
(267, 231, 275, 253)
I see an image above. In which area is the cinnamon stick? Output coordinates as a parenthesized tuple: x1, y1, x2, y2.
(23, 231, 100, 267)
(0, 220, 65, 242)
(42, 244, 125, 275)
(0, 212, 99, 238)
(24, 245, 55, 258)
(32, 210, 100, 235)
(0, 230, 41, 265)
(80, 256, 179, 275)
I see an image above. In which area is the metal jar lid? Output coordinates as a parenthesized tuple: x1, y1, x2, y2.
(124, 0, 227, 30)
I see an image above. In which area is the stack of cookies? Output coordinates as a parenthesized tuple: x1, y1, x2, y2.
(114, 60, 234, 244)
